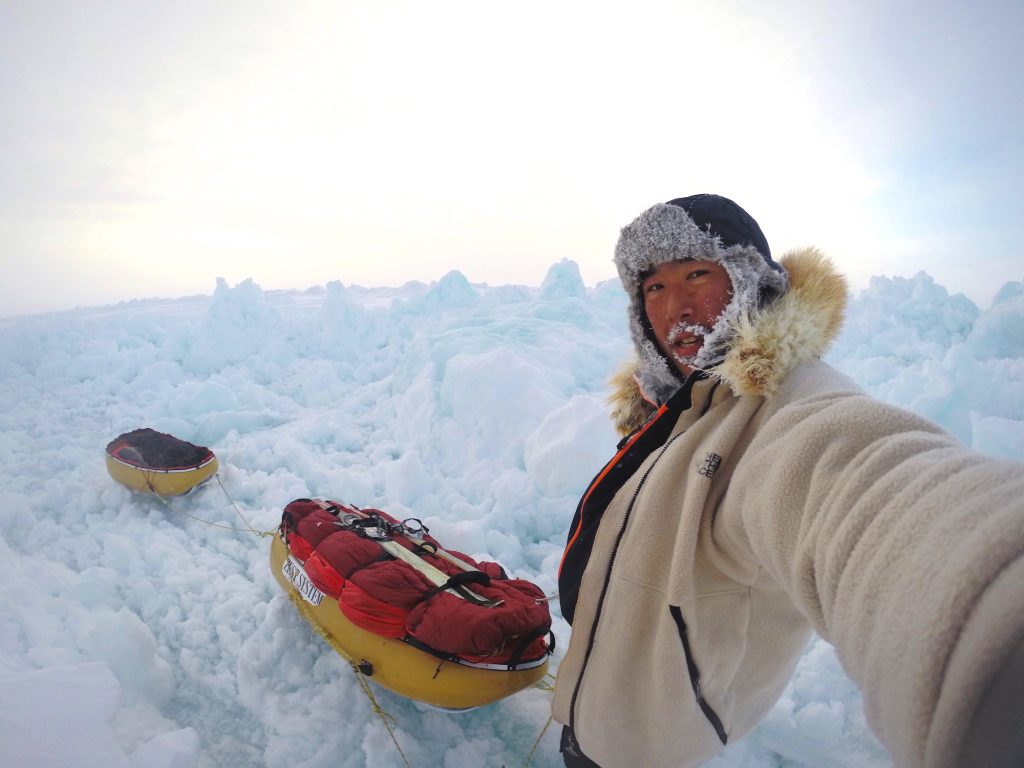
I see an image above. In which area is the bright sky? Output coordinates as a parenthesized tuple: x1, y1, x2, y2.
(2, 0, 1022, 317)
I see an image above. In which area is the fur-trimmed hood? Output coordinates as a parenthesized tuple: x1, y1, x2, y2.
(610, 247, 848, 435)
(616, 200, 788, 404)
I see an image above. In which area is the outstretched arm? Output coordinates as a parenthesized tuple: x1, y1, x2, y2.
(730, 389, 1024, 768)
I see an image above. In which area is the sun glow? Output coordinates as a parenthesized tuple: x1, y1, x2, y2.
(2, 1, 1015, 316)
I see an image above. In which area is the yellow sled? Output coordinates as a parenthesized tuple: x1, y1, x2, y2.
(269, 534, 549, 710)
(105, 428, 219, 496)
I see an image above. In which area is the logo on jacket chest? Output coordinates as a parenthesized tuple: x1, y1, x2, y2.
(697, 452, 722, 478)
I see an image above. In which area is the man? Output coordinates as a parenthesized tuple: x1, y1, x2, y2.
(553, 195, 1024, 767)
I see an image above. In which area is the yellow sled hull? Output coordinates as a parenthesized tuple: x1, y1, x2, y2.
(269, 534, 549, 709)
(106, 454, 219, 496)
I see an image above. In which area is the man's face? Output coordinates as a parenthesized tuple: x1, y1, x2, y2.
(641, 259, 734, 377)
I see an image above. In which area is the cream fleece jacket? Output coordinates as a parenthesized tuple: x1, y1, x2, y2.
(553, 249, 1024, 767)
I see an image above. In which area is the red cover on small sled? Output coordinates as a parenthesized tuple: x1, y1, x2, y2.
(105, 428, 213, 470)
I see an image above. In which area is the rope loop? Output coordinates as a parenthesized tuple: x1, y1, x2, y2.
(148, 473, 275, 537)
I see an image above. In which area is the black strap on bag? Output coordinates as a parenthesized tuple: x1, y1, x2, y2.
(505, 627, 555, 670)
(424, 570, 494, 605)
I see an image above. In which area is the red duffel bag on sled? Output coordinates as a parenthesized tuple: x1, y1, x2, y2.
(270, 498, 553, 710)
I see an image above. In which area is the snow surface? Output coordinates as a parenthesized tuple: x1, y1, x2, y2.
(1, 263, 1022, 768)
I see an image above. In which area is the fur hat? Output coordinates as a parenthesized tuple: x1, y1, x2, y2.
(614, 194, 789, 404)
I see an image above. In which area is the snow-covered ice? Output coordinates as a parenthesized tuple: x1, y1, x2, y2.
(0, 262, 1021, 767)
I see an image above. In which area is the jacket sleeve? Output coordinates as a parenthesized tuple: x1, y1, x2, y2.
(727, 385, 1024, 768)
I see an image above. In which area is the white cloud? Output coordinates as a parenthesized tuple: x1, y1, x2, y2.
(1, 0, 1020, 315)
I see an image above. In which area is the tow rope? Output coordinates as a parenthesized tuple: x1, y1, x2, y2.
(148, 473, 275, 538)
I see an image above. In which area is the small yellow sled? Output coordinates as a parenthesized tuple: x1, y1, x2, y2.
(105, 428, 218, 496)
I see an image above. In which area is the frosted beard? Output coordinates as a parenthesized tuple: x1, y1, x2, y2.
(664, 311, 732, 372)
(664, 322, 711, 370)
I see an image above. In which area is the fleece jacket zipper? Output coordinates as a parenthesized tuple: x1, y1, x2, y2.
(559, 375, 708, 624)
(567, 430, 684, 735)
(670, 605, 728, 745)
(566, 377, 722, 746)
